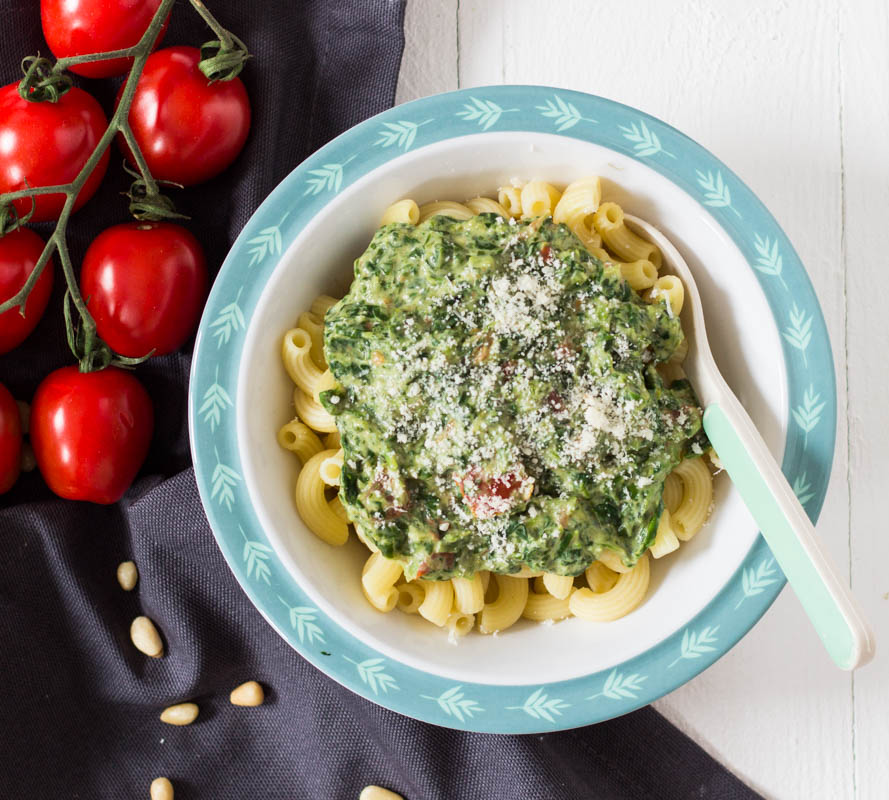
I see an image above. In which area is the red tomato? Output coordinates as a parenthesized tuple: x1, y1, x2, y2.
(0, 382, 22, 494)
(0, 84, 109, 222)
(0, 228, 55, 354)
(118, 46, 251, 186)
(41, 0, 168, 78)
(455, 467, 534, 519)
(81, 222, 208, 357)
(31, 367, 154, 504)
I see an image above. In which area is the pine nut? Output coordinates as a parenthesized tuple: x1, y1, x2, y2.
(359, 786, 404, 800)
(130, 616, 163, 658)
(229, 680, 264, 707)
(117, 561, 139, 591)
(150, 777, 174, 800)
(159, 702, 198, 726)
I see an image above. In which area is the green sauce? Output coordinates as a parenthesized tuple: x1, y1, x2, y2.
(322, 214, 706, 580)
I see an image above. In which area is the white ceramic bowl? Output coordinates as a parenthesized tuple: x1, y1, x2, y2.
(238, 132, 784, 684)
(191, 87, 834, 731)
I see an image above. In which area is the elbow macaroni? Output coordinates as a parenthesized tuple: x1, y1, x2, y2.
(418, 579, 454, 627)
(298, 311, 327, 369)
(362, 551, 403, 612)
(671, 456, 713, 540)
(570, 553, 650, 622)
(451, 575, 485, 614)
(542, 572, 573, 600)
(418, 201, 474, 223)
(310, 295, 338, 319)
(278, 177, 719, 636)
(646, 275, 684, 317)
(593, 202, 662, 266)
(479, 574, 528, 634)
(466, 196, 511, 217)
(380, 198, 420, 226)
(277, 419, 324, 463)
(293, 387, 337, 433)
(520, 180, 561, 218)
(396, 581, 425, 614)
(294, 450, 349, 546)
(497, 185, 523, 217)
(522, 586, 573, 622)
(649, 508, 680, 558)
(553, 176, 602, 249)
(319, 448, 344, 486)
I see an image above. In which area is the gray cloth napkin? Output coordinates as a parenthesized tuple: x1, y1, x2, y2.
(0, 1, 762, 797)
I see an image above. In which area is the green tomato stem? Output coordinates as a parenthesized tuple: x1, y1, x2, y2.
(0, 0, 248, 367)
(54, 45, 143, 70)
(119, 122, 160, 198)
(0, 0, 175, 340)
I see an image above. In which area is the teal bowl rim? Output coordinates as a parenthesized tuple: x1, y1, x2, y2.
(188, 85, 835, 733)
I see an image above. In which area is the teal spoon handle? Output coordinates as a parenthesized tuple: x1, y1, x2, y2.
(704, 401, 874, 669)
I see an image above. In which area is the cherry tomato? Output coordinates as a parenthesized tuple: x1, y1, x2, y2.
(118, 46, 251, 186)
(455, 467, 534, 519)
(81, 222, 207, 357)
(0, 228, 54, 355)
(41, 0, 168, 79)
(0, 382, 22, 495)
(31, 367, 153, 504)
(0, 84, 109, 222)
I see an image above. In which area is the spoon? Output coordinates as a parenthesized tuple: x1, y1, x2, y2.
(625, 214, 875, 670)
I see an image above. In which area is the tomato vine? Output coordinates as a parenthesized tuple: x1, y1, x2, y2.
(0, 0, 249, 372)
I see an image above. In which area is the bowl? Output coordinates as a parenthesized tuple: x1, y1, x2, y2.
(189, 86, 836, 732)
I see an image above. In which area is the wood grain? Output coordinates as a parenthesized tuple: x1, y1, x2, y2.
(841, 1, 889, 799)
(395, 2, 881, 796)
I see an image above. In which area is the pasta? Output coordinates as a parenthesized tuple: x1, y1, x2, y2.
(418, 579, 453, 627)
(466, 196, 511, 217)
(276, 419, 324, 463)
(497, 185, 523, 217)
(362, 551, 403, 612)
(570, 553, 650, 622)
(585, 561, 619, 593)
(277, 177, 719, 637)
(451, 574, 485, 614)
(542, 572, 574, 600)
(310, 294, 338, 318)
(662, 471, 683, 513)
(649, 507, 680, 558)
(298, 310, 326, 369)
(593, 201, 662, 266)
(380, 198, 420, 226)
(329, 496, 350, 525)
(522, 586, 574, 622)
(294, 450, 349, 546)
(446, 611, 476, 638)
(418, 200, 474, 223)
(520, 180, 561, 218)
(671, 456, 713, 540)
(395, 581, 425, 614)
(293, 387, 337, 432)
(319, 448, 344, 486)
(553, 176, 602, 249)
(646, 275, 684, 317)
(595, 549, 631, 574)
(589, 247, 657, 291)
(479, 574, 528, 634)
(282, 328, 332, 400)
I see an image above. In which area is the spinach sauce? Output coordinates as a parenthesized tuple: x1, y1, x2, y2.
(322, 214, 706, 580)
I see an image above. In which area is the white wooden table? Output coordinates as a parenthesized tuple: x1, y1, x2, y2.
(396, 2, 887, 797)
